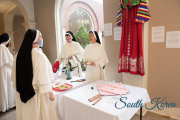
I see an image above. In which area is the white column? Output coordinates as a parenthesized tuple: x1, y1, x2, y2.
(61, 27, 66, 67)
(55, 0, 64, 58)
(22, 22, 36, 31)
(4, 31, 15, 52)
(98, 30, 103, 44)
(62, 26, 66, 45)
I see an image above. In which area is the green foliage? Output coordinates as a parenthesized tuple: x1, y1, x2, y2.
(71, 67, 77, 71)
(80, 60, 86, 71)
(62, 67, 67, 70)
(62, 62, 77, 74)
(74, 26, 90, 71)
(68, 62, 71, 69)
(74, 26, 90, 49)
(65, 70, 67, 75)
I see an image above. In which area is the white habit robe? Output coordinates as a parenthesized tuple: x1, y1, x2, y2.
(56, 41, 84, 77)
(0, 44, 15, 112)
(83, 43, 109, 81)
(11, 48, 57, 120)
(8, 47, 15, 56)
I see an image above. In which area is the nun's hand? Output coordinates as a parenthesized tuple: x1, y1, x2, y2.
(49, 92, 55, 101)
(90, 62, 95, 66)
(84, 61, 88, 65)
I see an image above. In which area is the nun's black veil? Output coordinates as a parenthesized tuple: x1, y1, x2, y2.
(0, 33, 10, 47)
(16, 29, 37, 103)
(89, 31, 101, 44)
(66, 31, 77, 42)
(94, 31, 101, 44)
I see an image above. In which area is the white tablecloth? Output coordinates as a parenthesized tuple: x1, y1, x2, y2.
(52, 75, 92, 120)
(63, 80, 151, 120)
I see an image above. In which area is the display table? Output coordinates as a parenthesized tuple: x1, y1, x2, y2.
(63, 80, 150, 120)
(52, 75, 92, 120)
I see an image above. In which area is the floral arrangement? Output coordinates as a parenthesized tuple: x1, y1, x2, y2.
(62, 61, 77, 74)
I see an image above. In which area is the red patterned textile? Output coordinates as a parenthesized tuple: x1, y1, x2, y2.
(118, 5, 145, 76)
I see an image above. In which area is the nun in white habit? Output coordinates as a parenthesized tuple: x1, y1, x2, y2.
(0, 33, 15, 112)
(10, 29, 57, 120)
(83, 31, 109, 81)
(55, 31, 84, 77)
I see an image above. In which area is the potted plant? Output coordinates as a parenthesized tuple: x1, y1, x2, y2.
(63, 61, 77, 80)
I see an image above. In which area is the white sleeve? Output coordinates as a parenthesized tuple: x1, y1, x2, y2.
(83, 46, 88, 67)
(56, 45, 66, 65)
(56, 57, 65, 65)
(95, 47, 109, 68)
(75, 43, 84, 62)
(39, 84, 52, 94)
(10, 54, 17, 89)
(4, 61, 13, 67)
(0, 46, 14, 67)
(83, 46, 88, 62)
(33, 54, 54, 94)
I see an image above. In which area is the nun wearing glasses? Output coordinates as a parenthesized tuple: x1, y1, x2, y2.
(83, 31, 109, 81)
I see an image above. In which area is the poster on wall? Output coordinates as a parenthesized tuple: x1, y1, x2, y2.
(114, 27, 122, 40)
(104, 23, 112, 36)
(166, 31, 180, 48)
(152, 26, 165, 43)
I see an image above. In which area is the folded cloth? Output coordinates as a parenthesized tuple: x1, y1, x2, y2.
(53, 61, 59, 73)
(97, 83, 130, 96)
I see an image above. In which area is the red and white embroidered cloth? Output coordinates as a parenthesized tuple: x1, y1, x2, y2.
(118, 5, 145, 76)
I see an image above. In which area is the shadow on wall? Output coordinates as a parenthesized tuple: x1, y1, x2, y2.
(13, 16, 25, 53)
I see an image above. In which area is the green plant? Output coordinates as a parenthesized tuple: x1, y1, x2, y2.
(81, 60, 86, 71)
(62, 62, 77, 74)
(74, 26, 90, 71)
(74, 26, 90, 49)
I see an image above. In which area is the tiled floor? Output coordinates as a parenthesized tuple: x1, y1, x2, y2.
(0, 108, 176, 120)
(0, 108, 16, 120)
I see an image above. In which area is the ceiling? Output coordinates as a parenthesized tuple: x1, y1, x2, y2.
(0, 1, 15, 13)
(15, 11, 23, 16)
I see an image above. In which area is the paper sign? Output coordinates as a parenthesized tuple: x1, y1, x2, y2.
(152, 26, 165, 43)
(166, 31, 180, 48)
(104, 23, 112, 36)
(114, 27, 122, 40)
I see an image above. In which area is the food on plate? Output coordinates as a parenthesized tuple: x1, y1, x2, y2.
(54, 84, 70, 90)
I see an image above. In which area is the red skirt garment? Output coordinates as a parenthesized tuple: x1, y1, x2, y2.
(118, 5, 145, 76)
